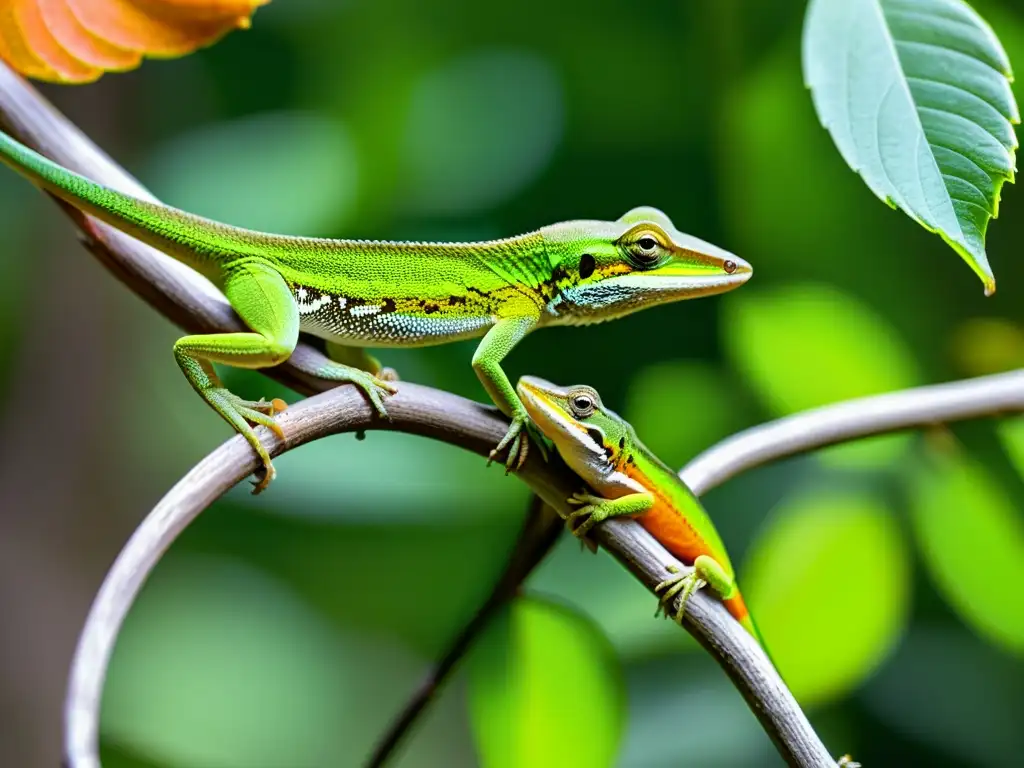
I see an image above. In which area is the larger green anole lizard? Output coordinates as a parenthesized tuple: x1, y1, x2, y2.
(517, 376, 766, 646)
(0, 130, 751, 491)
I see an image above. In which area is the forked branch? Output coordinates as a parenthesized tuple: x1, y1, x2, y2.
(5, 61, 1018, 768)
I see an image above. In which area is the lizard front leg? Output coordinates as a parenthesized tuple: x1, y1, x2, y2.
(565, 491, 655, 538)
(654, 555, 738, 624)
(471, 316, 548, 471)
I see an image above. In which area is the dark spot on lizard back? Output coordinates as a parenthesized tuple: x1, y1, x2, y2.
(423, 303, 441, 314)
(448, 295, 468, 306)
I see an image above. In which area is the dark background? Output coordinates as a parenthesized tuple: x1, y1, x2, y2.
(1, 1, 1022, 766)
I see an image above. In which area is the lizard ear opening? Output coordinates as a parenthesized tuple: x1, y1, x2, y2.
(579, 253, 596, 279)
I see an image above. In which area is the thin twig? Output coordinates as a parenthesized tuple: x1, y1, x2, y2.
(64, 382, 836, 768)
(63, 362, 1024, 768)
(0, 61, 845, 768)
(680, 369, 1024, 492)
(366, 494, 563, 768)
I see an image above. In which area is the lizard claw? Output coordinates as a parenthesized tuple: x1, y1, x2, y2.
(488, 413, 549, 473)
(250, 462, 277, 494)
(564, 492, 610, 538)
(204, 388, 288, 494)
(346, 370, 398, 420)
(653, 566, 706, 624)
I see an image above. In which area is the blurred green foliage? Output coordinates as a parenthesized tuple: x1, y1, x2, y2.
(2, 1, 1024, 767)
(467, 598, 623, 768)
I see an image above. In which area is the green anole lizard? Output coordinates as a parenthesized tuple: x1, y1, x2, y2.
(0, 130, 751, 491)
(517, 376, 765, 646)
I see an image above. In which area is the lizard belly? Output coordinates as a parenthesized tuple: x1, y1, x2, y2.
(292, 284, 494, 347)
(636, 497, 709, 566)
(594, 472, 711, 563)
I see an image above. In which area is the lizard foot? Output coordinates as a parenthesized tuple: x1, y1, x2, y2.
(205, 389, 288, 495)
(837, 755, 861, 768)
(377, 366, 400, 383)
(565, 492, 612, 538)
(654, 564, 707, 625)
(337, 369, 399, 419)
(488, 412, 549, 473)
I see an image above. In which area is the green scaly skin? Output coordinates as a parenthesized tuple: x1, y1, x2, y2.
(0, 130, 752, 491)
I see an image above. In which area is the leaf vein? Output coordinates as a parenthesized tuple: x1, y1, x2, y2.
(905, 75, 1011, 120)
(940, 173, 989, 206)
(917, 105, 1009, 153)
(894, 39, 1006, 80)
(928, 141, 993, 181)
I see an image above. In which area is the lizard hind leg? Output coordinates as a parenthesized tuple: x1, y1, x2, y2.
(173, 263, 305, 494)
(325, 342, 400, 382)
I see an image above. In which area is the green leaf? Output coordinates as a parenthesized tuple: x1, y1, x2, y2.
(803, 0, 1019, 294)
(467, 597, 624, 768)
(908, 442, 1024, 653)
(863, 627, 1024, 764)
(723, 282, 921, 468)
(743, 488, 911, 706)
(527, 536, 695, 660)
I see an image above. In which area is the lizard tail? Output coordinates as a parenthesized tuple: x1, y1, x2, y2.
(0, 130, 316, 272)
(725, 593, 778, 671)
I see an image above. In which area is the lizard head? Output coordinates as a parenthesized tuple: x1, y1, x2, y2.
(539, 206, 752, 325)
(516, 376, 630, 478)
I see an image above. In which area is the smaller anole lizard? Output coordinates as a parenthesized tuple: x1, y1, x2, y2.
(516, 376, 765, 646)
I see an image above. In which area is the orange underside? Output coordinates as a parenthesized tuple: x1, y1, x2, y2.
(623, 463, 751, 629)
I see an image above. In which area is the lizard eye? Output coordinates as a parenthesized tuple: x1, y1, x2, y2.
(629, 232, 663, 267)
(723, 260, 737, 274)
(569, 390, 596, 417)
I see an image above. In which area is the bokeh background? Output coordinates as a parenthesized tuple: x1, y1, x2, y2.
(2, 1, 1023, 766)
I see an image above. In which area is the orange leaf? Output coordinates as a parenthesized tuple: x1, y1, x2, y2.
(135, 0, 267, 24)
(39, 0, 140, 71)
(0, 0, 266, 81)
(66, 0, 237, 55)
(15, 0, 102, 82)
(0, 3, 60, 80)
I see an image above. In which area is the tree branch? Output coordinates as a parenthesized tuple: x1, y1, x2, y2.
(367, 493, 562, 768)
(0, 61, 900, 768)
(680, 368, 1024, 492)
(64, 381, 837, 768)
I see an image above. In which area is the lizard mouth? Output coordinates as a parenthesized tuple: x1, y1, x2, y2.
(517, 377, 571, 437)
(517, 377, 607, 464)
